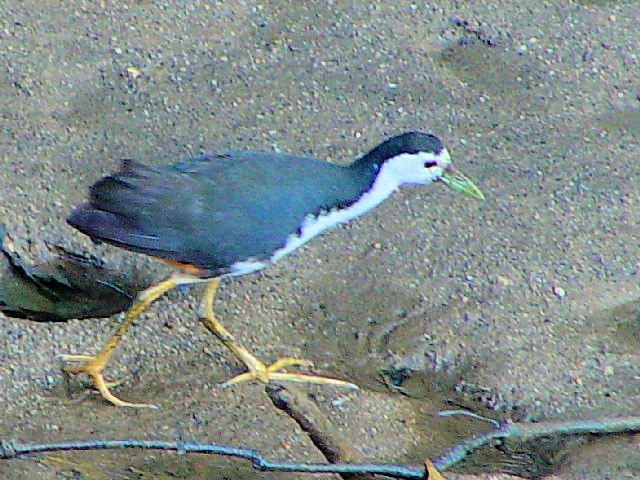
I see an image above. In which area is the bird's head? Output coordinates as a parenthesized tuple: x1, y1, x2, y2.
(367, 131, 485, 200)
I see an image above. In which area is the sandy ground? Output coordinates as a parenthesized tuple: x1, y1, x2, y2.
(0, 1, 639, 479)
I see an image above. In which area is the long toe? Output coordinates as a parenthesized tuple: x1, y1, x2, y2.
(60, 354, 103, 377)
(267, 371, 359, 389)
(219, 356, 358, 390)
(92, 372, 158, 409)
(60, 354, 157, 409)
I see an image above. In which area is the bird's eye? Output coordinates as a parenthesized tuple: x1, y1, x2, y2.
(424, 161, 438, 168)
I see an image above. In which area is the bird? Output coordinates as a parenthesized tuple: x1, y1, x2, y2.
(61, 131, 484, 408)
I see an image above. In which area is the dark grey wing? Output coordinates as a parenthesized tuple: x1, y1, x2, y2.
(68, 153, 363, 273)
(68, 159, 200, 262)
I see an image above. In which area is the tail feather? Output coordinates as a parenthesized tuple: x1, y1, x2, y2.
(89, 176, 149, 217)
(119, 158, 150, 177)
(68, 159, 204, 263)
(86, 159, 160, 215)
(68, 159, 175, 255)
(67, 204, 165, 255)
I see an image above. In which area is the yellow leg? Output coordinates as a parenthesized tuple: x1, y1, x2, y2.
(60, 275, 185, 408)
(200, 279, 358, 390)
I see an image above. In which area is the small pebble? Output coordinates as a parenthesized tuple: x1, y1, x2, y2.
(126, 66, 141, 78)
(331, 397, 349, 407)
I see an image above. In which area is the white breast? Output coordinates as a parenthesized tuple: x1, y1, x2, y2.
(271, 162, 402, 262)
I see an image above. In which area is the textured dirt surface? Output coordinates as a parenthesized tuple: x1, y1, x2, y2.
(1, 1, 639, 479)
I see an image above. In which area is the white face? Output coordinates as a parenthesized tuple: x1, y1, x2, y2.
(381, 148, 451, 186)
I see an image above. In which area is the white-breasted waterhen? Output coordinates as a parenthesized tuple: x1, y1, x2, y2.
(62, 131, 484, 408)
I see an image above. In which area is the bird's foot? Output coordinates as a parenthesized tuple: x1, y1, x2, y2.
(219, 351, 359, 390)
(200, 278, 358, 390)
(59, 354, 158, 409)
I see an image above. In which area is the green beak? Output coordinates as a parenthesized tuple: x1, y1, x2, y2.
(440, 167, 485, 200)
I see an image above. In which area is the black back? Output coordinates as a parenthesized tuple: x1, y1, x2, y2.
(68, 152, 371, 275)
